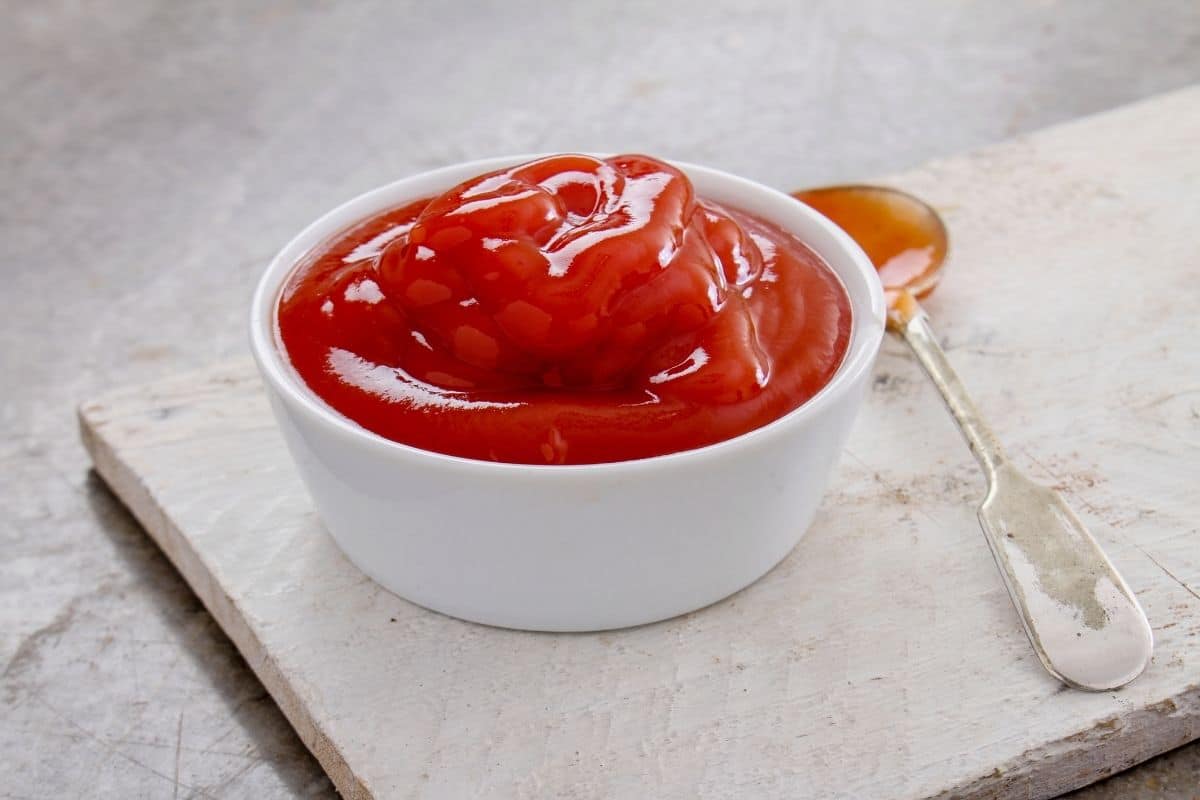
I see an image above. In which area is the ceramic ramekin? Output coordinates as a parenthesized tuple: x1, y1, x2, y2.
(250, 156, 885, 631)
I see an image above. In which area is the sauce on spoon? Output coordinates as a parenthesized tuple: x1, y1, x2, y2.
(792, 186, 947, 317)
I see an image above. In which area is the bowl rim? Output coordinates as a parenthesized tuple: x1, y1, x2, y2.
(249, 154, 885, 474)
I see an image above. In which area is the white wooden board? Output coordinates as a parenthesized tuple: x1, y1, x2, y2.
(80, 88, 1200, 799)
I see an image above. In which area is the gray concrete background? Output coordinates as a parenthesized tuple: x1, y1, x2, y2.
(3, 1, 1199, 797)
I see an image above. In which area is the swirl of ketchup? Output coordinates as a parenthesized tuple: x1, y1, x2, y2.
(278, 154, 850, 464)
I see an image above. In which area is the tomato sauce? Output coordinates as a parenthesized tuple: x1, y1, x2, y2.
(278, 154, 851, 464)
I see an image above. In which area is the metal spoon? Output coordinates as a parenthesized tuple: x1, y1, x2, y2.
(794, 185, 1153, 691)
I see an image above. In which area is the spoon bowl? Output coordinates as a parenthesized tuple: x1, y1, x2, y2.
(793, 185, 948, 303)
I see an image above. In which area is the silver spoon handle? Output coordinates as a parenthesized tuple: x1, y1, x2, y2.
(895, 299, 1153, 691)
(896, 306, 1006, 479)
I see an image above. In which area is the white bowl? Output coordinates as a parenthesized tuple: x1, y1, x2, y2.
(250, 156, 885, 631)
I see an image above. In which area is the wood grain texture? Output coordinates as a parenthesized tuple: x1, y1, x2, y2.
(80, 87, 1200, 799)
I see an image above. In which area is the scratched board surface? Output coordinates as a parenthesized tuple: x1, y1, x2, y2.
(81, 88, 1200, 799)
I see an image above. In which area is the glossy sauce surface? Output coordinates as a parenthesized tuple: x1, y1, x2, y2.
(279, 155, 851, 464)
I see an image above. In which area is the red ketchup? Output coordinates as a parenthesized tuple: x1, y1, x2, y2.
(278, 154, 851, 464)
